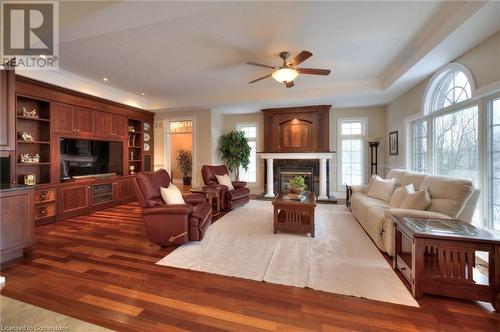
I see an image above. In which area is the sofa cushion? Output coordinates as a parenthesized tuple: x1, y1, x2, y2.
(401, 173, 426, 190)
(419, 175, 474, 218)
(366, 176, 395, 201)
(385, 169, 407, 186)
(399, 189, 431, 210)
(389, 184, 414, 208)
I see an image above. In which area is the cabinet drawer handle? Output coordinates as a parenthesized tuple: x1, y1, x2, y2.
(41, 209, 46, 215)
(40, 194, 46, 200)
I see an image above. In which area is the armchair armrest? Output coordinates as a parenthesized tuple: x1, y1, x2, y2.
(384, 208, 451, 220)
(183, 193, 206, 205)
(350, 184, 368, 193)
(232, 181, 247, 188)
(142, 204, 193, 216)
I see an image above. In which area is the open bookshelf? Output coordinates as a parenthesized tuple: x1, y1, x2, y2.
(16, 96, 51, 185)
(127, 119, 143, 174)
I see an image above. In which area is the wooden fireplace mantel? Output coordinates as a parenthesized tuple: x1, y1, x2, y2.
(261, 105, 331, 153)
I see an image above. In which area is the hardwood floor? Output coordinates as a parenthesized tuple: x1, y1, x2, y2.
(1, 202, 499, 331)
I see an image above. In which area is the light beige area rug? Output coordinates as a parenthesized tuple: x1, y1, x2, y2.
(157, 200, 418, 307)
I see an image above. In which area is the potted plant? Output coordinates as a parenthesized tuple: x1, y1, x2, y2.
(288, 176, 307, 194)
(176, 149, 192, 185)
(219, 131, 251, 180)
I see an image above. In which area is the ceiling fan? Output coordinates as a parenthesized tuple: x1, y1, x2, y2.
(246, 50, 331, 88)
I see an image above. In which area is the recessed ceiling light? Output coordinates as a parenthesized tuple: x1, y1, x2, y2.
(103, 77, 108, 82)
(141, 92, 145, 96)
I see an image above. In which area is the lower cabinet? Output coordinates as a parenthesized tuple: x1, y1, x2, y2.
(115, 177, 134, 203)
(56, 177, 135, 221)
(0, 188, 34, 263)
(59, 183, 91, 218)
(34, 186, 57, 225)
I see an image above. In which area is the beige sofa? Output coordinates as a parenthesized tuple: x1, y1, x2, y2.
(350, 169, 480, 256)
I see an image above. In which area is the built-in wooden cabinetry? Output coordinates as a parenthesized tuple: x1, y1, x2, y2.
(53, 103, 96, 135)
(0, 69, 15, 151)
(97, 111, 128, 138)
(0, 75, 155, 225)
(0, 188, 34, 263)
(262, 105, 331, 152)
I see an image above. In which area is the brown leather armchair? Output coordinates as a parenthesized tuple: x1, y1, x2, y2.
(133, 169, 212, 246)
(201, 165, 250, 210)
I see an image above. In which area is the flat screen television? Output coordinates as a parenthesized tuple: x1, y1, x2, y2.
(60, 138, 123, 179)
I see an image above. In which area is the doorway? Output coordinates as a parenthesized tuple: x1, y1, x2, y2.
(164, 119, 194, 185)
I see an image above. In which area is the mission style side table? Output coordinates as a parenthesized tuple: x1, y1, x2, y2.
(190, 186, 222, 216)
(391, 216, 500, 311)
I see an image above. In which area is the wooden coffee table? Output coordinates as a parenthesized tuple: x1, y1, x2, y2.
(272, 191, 316, 237)
(391, 215, 500, 311)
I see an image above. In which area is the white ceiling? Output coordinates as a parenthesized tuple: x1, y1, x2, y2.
(21, 1, 500, 112)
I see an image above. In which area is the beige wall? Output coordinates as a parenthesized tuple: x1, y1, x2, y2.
(154, 109, 212, 187)
(385, 31, 500, 170)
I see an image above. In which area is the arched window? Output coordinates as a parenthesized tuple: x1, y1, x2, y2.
(430, 70, 471, 111)
(423, 63, 475, 115)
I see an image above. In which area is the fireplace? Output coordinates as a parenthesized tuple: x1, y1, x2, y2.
(274, 159, 320, 195)
(259, 105, 335, 200)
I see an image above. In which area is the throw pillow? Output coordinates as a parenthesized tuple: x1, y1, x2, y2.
(389, 183, 415, 208)
(366, 176, 396, 201)
(160, 183, 185, 205)
(399, 189, 431, 210)
(215, 173, 234, 190)
(364, 174, 377, 194)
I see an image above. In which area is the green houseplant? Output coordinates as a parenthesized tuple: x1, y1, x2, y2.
(288, 176, 307, 194)
(176, 149, 192, 185)
(219, 131, 251, 180)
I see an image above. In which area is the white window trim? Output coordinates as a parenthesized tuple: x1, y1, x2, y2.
(486, 92, 500, 231)
(422, 62, 476, 115)
(235, 122, 258, 184)
(337, 117, 367, 191)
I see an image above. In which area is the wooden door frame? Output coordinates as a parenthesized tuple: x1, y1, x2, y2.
(163, 116, 196, 187)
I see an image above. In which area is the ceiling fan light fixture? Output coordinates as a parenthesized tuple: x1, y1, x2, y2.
(271, 67, 299, 83)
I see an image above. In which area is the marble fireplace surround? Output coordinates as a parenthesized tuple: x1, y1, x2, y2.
(259, 153, 335, 200)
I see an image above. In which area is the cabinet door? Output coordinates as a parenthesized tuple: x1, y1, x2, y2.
(113, 115, 128, 138)
(0, 69, 15, 150)
(53, 103, 75, 134)
(115, 178, 134, 202)
(0, 191, 34, 258)
(59, 184, 90, 216)
(75, 107, 95, 135)
(97, 112, 114, 136)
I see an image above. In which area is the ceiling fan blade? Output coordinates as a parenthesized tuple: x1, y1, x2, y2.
(246, 62, 275, 69)
(248, 74, 272, 84)
(285, 81, 294, 88)
(297, 68, 331, 75)
(287, 50, 313, 66)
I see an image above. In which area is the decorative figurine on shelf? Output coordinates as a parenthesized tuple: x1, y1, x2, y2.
(129, 165, 135, 175)
(19, 131, 34, 141)
(22, 106, 39, 119)
(128, 125, 135, 132)
(129, 133, 137, 146)
(24, 173, 36, 186)
(20, 153, 40, 164)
